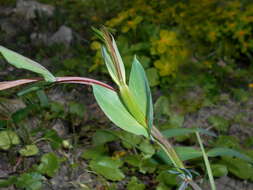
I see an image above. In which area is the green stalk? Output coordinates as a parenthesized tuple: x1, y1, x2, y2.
(151, 126, 184, 169)
(119, 84, 147, 127)
(195, 132, 216, 190)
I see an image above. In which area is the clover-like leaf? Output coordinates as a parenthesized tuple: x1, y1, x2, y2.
(0, 130, 20, 150)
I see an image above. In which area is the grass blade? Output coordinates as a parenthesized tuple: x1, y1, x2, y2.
(207, 147, 252, 163)
(195, 132, 216, 190)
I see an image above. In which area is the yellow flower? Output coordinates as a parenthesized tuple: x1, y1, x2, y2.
(249, 83, 253, 88)
(90, 41, 101, 50)
(208, 31, 217, 42)
(154, 59, 176, 76)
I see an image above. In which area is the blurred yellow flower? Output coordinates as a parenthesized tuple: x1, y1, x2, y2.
(208, 31, 217, 42)
(90, 41, 101, 50)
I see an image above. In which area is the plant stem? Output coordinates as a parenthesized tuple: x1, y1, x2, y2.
(151, 126, 203, 190)
(195, 132, 216, 190)
(151, 126, 185, 169)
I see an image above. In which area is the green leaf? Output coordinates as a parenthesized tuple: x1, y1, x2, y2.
(37, 153, 60, 177)
(19, 145, 39, 157)
(112, 130, 142, 149)
(0, 46, 55, 82)
(195, 132, 216, 190)
(101, 46, 119, 85)
(129, 56, 153, 131)
(138, 139, 155, 158)
(138, 158, 157, 174)
(0, 130, 20, 150)
(221, 157, 253, 180)
(43, 129, 63, 149)
(92, 84, 148, 137)
(211, 164, 228, 177)
(36, 90, 49, 107)
(124, 154, 142, 167)
(111, 35, 126, 83)
(16, 173, 43, 190)
(212, 135, 240, 149)
(156, 146, 202, 164)
(154, 96, 170, 117)
(69, 101, 86, 118)
(11, 104, 38, 123)
(169, 113, 184, 128)
(0, 176, 17, 188)
(162, 128, 216, 138)
(92, 130, 118, 146)
(81, 145, 108, 160)
(129, 57, 147, 114)
(146, 67, 160, 87)
(156, 170, 177, 187)
(175, 146, 202, 161)
(127, 177, 145, 190)
(89, 156, 125, 181)
(208, 116, 229, 132)
(207, 147, 253, 163)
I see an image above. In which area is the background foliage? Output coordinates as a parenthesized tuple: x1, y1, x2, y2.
(1, 0, 253, 189)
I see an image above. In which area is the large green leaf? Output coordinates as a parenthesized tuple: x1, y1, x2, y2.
(93, 84, 148, 137)
(207, 147, 253, 163)
(129, 57, 153, 131)
(0, 46, 56, 82)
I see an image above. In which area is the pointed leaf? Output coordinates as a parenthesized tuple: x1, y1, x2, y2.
(162, 128, 216, 138)
(207, 147, 253, 163)
(175, 146, 203, 161)
(156, 146, 202, 164)
(129, 57, 153, 131)
(101, 46, 119, 85)
(93, 84, 148, 137)
(0, 79, 39, 91)
(111, 36, 126, 83)
(0, 46, 56, 82)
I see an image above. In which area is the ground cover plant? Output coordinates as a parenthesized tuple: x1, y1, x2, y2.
(1, 27, 253, 190)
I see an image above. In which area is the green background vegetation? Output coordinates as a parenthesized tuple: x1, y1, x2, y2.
(1, 0, 253, 189)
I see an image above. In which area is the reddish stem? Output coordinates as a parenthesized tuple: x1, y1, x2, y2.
(0, 77, 115, 91)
